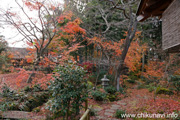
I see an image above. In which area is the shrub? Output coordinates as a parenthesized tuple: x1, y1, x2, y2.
(91, 90, 106, 101)
(20, 92, 49, 111)
(0, 102, 19, 111)
(87, 81, 94, 89)
(24, 86, 33, 92)
(127, 79, 135, 84)
(156, 87, 174, 95)
(170, 75, 180, 94)
(114, 109, 126, 119)
(107, 94, 116, 102)
(89, 108, 96, 116)
(137, 82, 145, 89)
(148, 86, 155, 92)
(146, 84, 156, 92)
(1, 84, 14, 98)
(78, 62, 94, 73)
(48, 63, 88, 117)
(0, 84, 20, 101)
(118, 86, 125, 94)
(88, 70, 108, 85)
(33, 84, 43, 92)
(104, 86, 116, 94)
(32, 107, 40, 113)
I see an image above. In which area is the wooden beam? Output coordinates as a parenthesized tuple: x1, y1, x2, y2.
(136, 0, 149, 15)
(146, 0, 173, 12)
(137, 13, 150, 22)
(145, 0, 173, 17)
(137, 0, 174, 22)
(146, 0, 161, 7)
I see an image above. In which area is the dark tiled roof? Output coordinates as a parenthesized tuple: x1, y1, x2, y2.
(8, 47, 29, 59)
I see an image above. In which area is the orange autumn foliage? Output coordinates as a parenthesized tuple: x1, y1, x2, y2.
(25, 11, 86, 66)
(143, 61, 165, 80)
(125, 40, 147, 75)
(15, 68, 52, 89)
(89, 31, 147, 77)
(15, 11, 87, 88)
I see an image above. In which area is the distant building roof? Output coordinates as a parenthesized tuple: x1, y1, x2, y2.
(8, 47, 29, 59)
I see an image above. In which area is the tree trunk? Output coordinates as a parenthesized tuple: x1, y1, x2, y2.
(116, 17, 137, 91)
(27, 52, 41, 83)
(27, 72, 35, 83)
(141, 51, 145, 78)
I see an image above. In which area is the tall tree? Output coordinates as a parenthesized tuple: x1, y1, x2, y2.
(0, 0, 62, 65)
(82, 0, 139, 90)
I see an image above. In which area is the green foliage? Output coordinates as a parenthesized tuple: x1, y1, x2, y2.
(24, 86, 32, 92)
(19, 92, 49, 112)
(107, 94, 117, 102)
(33, 84, 43, 92)
(88, 70, 107, 84)
(48, 63, 88, 117)
(114, 109, 126, 119)
(1, 84, 18, 100)
(32, 107, 40, 113)
(0, 101, 19, 111)
(170, 75, 180, 93)
(104, 86, 116, 94)
(91, 90, 106, 101)
(137, 82, 146, 89)
(89, 108, 96, 116)
(24, 84, 43, 93)
(129, 72, 139, 81)
(118, 86, 125, 94)
(0, 37, 9, 72)
(148, 86, 155, 92)
(88, 71, 114, 85)
(87, 81, 94, 89)
(127, 79, 136, 84)
(155, 87, 174, 95)
(145, 84, 156, 92)
(0, 85, 49, 112)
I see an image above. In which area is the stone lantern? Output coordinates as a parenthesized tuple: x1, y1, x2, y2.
(101, 75, 109, 89)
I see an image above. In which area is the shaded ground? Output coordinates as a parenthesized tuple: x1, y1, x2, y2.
(0, 72, 44, 91)
(0, 73, 22, 90)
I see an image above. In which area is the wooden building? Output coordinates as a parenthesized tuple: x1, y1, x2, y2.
(137, 0, 180, 53)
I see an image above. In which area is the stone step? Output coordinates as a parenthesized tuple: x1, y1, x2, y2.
(1, 111, 46, 120)
(105, 109, 115, 113)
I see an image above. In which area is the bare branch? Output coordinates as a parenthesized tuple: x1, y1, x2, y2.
(98, 8, 111, 34)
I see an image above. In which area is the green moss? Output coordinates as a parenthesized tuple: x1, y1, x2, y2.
(87, 81, 94, 89)
(32, 107, 40, 113)
(156, 87, 174, 95)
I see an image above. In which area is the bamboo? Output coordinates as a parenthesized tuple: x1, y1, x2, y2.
(80, 105, 92, 120)
(85, 99, 88, 120)
(85, 99, 88, 111)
